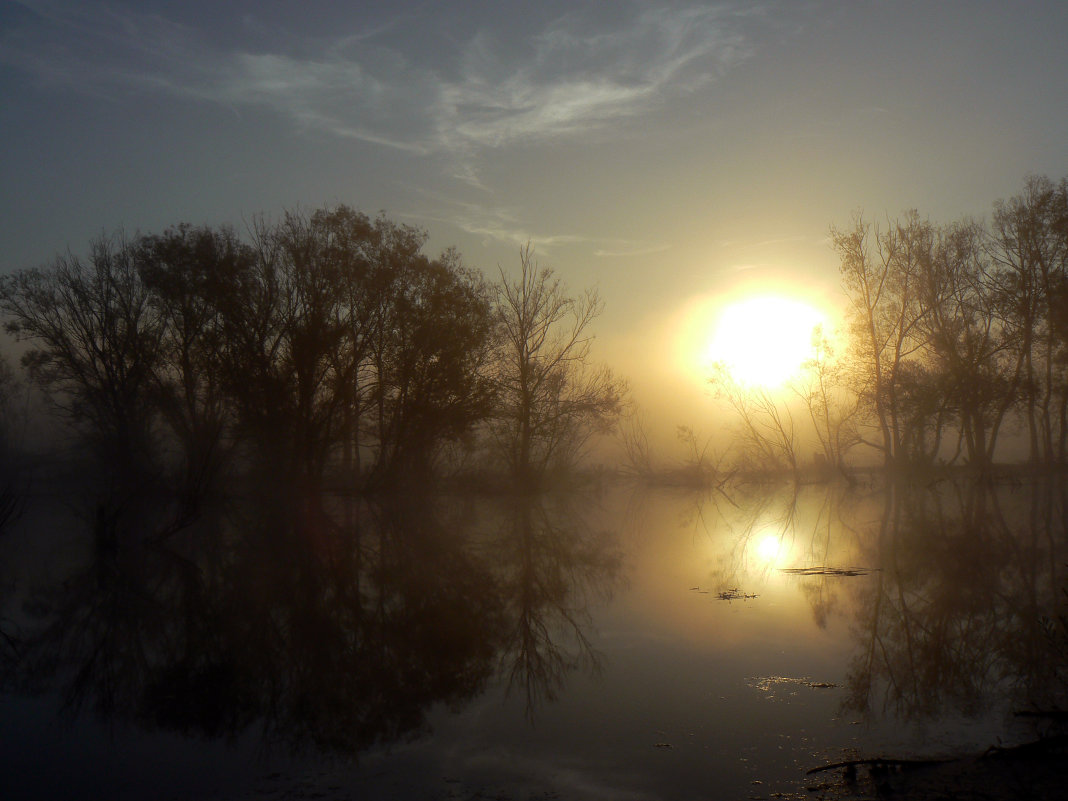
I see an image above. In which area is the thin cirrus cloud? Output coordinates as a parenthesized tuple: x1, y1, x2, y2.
(410, 190, 668, 258)
(3, 1, 755, 251)
(432, 4, 753, 152)
(414, 194, 597, 253)
(3, 1, 757, 157)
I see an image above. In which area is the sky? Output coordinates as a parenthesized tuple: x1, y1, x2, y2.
(2, 0, 1068, 434)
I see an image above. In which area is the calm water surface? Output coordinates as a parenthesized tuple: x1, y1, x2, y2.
(2, 478, 1066, 799)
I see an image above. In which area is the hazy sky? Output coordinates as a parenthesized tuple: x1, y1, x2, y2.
(3, 0, 1067, 426)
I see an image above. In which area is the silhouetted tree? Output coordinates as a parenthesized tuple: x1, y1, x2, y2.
(366, 247, 495, 485)
(0, 353, 26, 535)
(709, 363, 799, 474)
(136, 224, 252, 501)
(891, 360, 955, 466)
(990, 176, 1068, 465)
(0, 233, 163, 481)
(159, 206, 496, 490)
(918, 220, 1012, 469)
(617, 406, 655, 479)
(832, 211, 933, 469)
(793, 326, 861, 473)
(492, 244, 625, 486)
(0, 206, 631, 491)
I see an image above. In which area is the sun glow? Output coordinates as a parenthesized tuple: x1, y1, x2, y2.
(702, 295, 827, 388)
(753, 532, 784, 565)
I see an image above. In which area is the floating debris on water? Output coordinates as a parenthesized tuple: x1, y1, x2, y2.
(747, 676, 839, 693)
(779, 566, 878, 577)
(717, 588, 758, 601)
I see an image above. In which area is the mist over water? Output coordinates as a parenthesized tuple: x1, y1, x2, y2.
(3, 476, 1066, 799)
(4, 3, 1068, 797)
(0, 178, 1066, 799)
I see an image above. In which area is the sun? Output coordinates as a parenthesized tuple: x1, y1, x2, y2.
(702, 295, 827, 388)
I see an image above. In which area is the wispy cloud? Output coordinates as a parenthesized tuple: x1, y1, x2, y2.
(593, 242, 671, 258)
(430, 5, 752, 153)
(412, 193, 589, 254)
(3, 1, 764, 248)
(409, 190, 668, 256)
(717, 234, 814, 250)
(3, 1, 758, 158)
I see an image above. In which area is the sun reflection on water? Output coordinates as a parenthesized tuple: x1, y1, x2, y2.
(753, 532, 785, 566)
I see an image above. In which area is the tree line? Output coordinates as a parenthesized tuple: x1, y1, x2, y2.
(6, 175, 1063, 498)
(832, 174, 1068, 472)
(698, 174, 1068, 479)
(0, 207, 625, 498)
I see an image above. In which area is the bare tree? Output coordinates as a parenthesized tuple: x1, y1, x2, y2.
(990, 176, 1068, 464)
(709, 364, 799, 475)
(832, 211, 933, 468)
(0, 233, 163, 478)
(617, 405, 654, 479)
(209, 208, 495, 488)
(492, 244, 625, 486)
(792, 326, 860, 473)
(919, 220, 1012, 469)
(136, 224, 252, 501)
(0, 354, 27, 535)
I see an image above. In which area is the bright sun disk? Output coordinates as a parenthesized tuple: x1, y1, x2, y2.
(702, 295, 826, 388)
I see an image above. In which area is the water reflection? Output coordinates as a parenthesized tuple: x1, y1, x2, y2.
(684, 476, 1068, 731)
(4, 477, 1068, 798)
(2, 490, 620, 756)
(693, 481, 853, 615)
(494, 497, 621, 720)
(845, 478, 1068, 723)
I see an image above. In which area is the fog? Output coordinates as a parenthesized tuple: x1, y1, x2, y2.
(4, 2, 1068, 798)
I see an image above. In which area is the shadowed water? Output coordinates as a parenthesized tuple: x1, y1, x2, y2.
(2, 477, 1067, 799)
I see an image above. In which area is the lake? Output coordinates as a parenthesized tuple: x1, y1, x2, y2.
(2, 476, 1067, 799)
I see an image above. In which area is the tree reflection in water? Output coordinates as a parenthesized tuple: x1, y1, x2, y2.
(2, 488, 620, 756)
(688, 474, 1068, 732)
(493, 496, 621, 721)
(845, 477, 1068, 723)
(7, 475, 1068, 798)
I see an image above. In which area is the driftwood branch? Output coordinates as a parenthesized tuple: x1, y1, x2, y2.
(807, 757, 949, 776)
(809, 734, 1068, 776)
